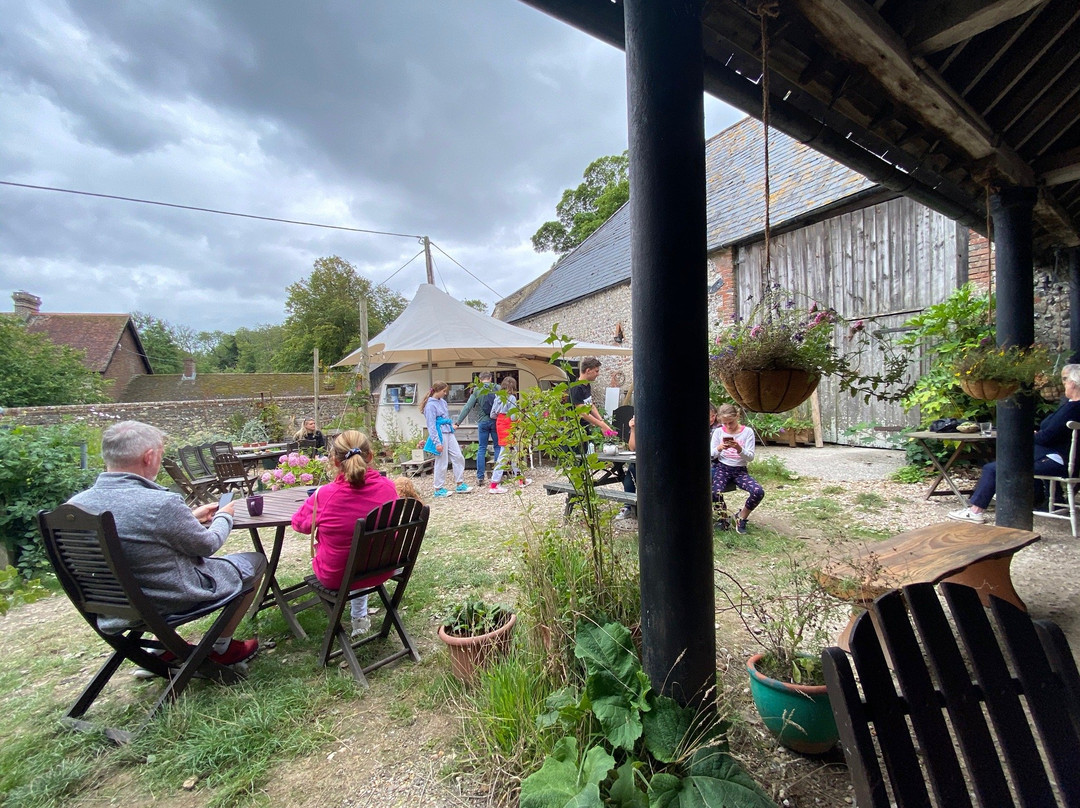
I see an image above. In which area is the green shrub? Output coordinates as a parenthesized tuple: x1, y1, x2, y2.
(0, 423, 101, 575)
(0, 565, 50, 614)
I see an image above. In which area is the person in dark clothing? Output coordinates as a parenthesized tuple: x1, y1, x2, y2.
(455, 371, 500, 485)
(294, 417, 326, 450)
(949, 364, 1080, 523)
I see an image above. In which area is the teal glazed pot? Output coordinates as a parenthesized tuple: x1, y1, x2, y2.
(747, 653, 839, 754)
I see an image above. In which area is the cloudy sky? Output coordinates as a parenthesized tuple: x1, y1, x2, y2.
(1, 0, 742, 336)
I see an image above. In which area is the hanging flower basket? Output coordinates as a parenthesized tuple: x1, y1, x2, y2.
(958, 378, 1018, 401)
(722, 369, 820, 414)
(1035, 372, 1065, 401)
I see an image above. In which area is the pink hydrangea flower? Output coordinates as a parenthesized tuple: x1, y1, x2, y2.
(261, 472, 272, 483)
(272, 469, 284, 481)
(283, 472, 296, 485)
(300, 473, 313, 483)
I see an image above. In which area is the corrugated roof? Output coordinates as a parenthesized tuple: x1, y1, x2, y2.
(23, 313, 143, 373)
(501, 117, 874, 322)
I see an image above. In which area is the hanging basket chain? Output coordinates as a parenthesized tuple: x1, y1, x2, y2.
(758, 2, 779, 302)
(985, 184, 994, 327)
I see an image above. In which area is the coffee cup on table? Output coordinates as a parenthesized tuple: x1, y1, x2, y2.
(246, 495, 264, 516)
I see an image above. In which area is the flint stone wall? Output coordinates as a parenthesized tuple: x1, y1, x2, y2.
(1, 395, 348, 437)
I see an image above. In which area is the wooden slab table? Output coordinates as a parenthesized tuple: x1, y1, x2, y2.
(817, 521, 1040, 647)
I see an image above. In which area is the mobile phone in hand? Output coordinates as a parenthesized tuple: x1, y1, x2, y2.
(218, 492, 234, 508)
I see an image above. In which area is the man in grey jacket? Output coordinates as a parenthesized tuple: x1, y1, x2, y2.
(69, 421, 265, 667)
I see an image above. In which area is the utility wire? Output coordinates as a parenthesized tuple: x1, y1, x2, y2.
(381, 249, 426, 285)
(429, 240, 501, 298)
(0, 180, 424, 240)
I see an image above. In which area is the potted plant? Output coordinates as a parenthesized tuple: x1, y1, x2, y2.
(951, 338, 1050, 400)
(437, 599, 516, 683)
(461, 441, 480, 469)
(716, 557, 846, 754)
(710, 287, 909, 413)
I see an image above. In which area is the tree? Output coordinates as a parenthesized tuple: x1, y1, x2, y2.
(462, 299, 488, 314)
(0, 318, 111, 406)
(531, 152, 629, 255)
(274, 256, 407, 372)
(132, 312, 186, 374)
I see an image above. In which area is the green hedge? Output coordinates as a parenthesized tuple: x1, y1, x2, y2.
(0, 423, 101, 575)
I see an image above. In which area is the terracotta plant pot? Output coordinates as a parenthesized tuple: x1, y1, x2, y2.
(722, 369, 820, 413)
(958, 378, 1019, 400)
(437, 612, 517, 683)
(747, 653, 838, 755)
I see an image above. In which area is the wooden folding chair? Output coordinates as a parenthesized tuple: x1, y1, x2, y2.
(304, 498, 430, 686)
(39, 505, 252, 744)
(161, 457, 216, 506)
(179, 444, 217, 487)
(1033, 420, 1080, 536)
(213, 452, 257, 495)
(208, 440, 235, 461)
(298, 438, 318, 457)
(822, 582, 1080, 807)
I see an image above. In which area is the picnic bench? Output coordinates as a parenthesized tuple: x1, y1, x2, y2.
(398, 457, 435, 477)
(544, 480, 636, 517)
(816, 521, 1040, 648)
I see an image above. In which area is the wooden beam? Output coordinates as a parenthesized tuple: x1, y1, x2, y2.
(1036, 146, 1080, 187)
(792, 0, 1034, 183)
(909, 0, 1045, 55)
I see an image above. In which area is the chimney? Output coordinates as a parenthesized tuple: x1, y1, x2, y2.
(12, 291, 41, 321)
(181, 357, 196, 380)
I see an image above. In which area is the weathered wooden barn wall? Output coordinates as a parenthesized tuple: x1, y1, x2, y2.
(736, 196, 966, 446)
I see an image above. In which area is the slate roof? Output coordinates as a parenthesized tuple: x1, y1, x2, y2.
(500, 116, 876, 323)
(120, 373, 327, 402)
(23, 313, 151, 374)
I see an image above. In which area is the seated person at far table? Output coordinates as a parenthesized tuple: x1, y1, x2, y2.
(710, 404, 765, 535)
(294, 417, 326, 450)
(615, 417, 638, 520)
(68, 420, 265, 667)
(949, 363, 1080, 524)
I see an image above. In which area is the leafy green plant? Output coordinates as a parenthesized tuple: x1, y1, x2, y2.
(891, 465, 928, 483)
(461, 442, 479, 461)
(716, 556, 847, 686)
(0, 565, 50, 615)
(952, 340, 1050, 386)
(0, 423, 100, 575)
(520, 621, 775, 808)
(236, 417, 270, 444)
(441, 599, 512, 637)
(710, 286, 910, 402)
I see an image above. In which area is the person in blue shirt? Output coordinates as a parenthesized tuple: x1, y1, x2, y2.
(949, 364, 1080, 523)
(455, 371, 500, 486)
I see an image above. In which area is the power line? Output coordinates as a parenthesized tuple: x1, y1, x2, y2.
(0, 180, 424, 239)
(429, 240, 502, 298)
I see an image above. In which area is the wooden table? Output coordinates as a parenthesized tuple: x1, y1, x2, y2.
(907, 429, 996, 507)
(595, 450, 636, 487)
(231, 487, 312, 639)
(235, 446, 291, 470)
(817, 521, 1040, 647)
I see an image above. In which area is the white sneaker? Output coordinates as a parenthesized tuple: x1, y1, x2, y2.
(614, 506, 632, 520)
(948, 507, 986, 524)
(518, 478, 534, 488)
(351, 616, 371, 637)
(489, 484, 509, 494)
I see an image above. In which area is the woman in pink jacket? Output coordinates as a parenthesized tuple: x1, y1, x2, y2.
(291, 430, 397, 636)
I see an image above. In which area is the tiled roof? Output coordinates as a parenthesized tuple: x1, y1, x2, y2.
(120, 373, 327, 402)
(23, 314, 145, 373)
(500, 117, 875, 322)
(706, 118, 875, 247)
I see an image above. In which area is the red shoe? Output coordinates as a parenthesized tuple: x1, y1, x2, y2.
(209, 638, 259, 666)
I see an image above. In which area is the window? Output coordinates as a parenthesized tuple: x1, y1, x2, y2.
(384, 383, 416, 405)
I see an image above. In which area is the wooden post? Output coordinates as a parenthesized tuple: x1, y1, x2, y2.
(313, 347, 319, 428)
(626, 0, 713, 710)
(811, 389, 824, 447)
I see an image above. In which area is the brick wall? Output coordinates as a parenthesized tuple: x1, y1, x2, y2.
(102, 327, 150, 400)
(968, 231, 994, 290)
(1, 394, 348, 437)
(708, 247, 735, 329)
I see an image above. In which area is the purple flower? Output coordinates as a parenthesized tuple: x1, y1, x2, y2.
(260, 472, 272, 483)
(272, 469, 283, 480)
(300, 473, 314, 483)
(749, 325, 763, 338)
(283, 472, 296, 485)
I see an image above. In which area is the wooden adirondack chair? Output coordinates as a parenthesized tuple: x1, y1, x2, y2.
(822, 582, 1080, 807)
